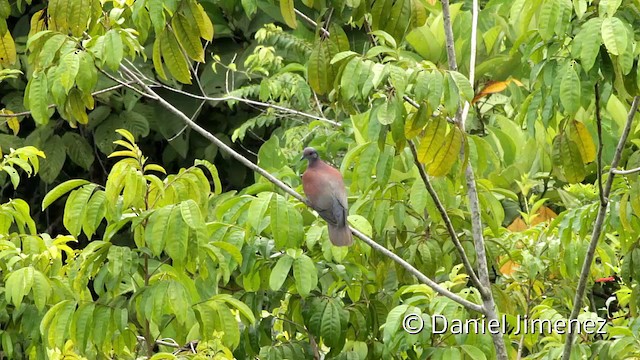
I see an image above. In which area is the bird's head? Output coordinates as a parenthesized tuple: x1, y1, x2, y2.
(301, 147, 319, 162)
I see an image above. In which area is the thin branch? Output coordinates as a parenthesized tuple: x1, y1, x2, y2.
(0, 82, 135, 123)
(294, 9, 330, 37)
(150, 84, 341, 127)
(562, 96, 640, 360)
(99, 68, 157, 99)
(612, 167, 640, 175)
(119, 63, 483, 314)
(409, 141, 486, 296)
(595, 84, 605, 205)
(440, 0, 508, 358)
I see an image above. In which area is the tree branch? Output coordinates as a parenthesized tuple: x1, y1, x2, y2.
(119, 63, 483, 313)
(562, 95, 640, 360)
(409, 140, 486, 295)
(440, 0, 508, 358)
(595, 84, 605, 205)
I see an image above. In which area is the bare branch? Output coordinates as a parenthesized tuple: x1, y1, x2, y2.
(119, 63, 484, 314)
(612, 167, 640, 175)
(562, 96, 640, 360)
(440, 0, 508, 358)
(595, 84, 605, 205)
(294, 9, 330, 37)
(409, 140, 486, 296)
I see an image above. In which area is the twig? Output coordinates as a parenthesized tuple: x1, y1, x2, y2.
(119, 63, 483, 313)
(562, 96, 640, 360)
(294, 9, 330, 37)
(0, 82, 135, 123)
(612, 167, 640, 175)
(409, 140, 486, 296)
(150, 84, 341, 127)
(595, 84, 605, 205)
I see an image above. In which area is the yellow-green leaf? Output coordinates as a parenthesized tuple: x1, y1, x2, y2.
(152, 38, 167, 80)
(601, 17, 627, 56)
(0, 29, 15, 66)
(171, 13, 204, 62)
(426, 125, 463, 176)
(569, 120, 596, 163)
(560, 64, 580, 116)
(26, 71, 50, 125)
(280, 0, 297, 29)
(186, 0, 213, 41)
(160, 29, 191, 84)
(416, 116, 447, 165)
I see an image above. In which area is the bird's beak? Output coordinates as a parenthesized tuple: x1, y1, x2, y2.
(300, 154, 306, 161)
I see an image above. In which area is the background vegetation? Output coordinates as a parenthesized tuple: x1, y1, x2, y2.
(2, 0, 640, 359)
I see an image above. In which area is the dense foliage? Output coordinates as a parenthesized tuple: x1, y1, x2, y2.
(2, 0, 640, 359)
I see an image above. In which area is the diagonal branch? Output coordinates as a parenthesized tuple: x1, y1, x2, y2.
(562, 96, 640, 360)
(119, 63, 483, 313)
(299, 4, 486, 300)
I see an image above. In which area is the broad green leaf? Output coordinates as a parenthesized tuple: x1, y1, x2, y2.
(426, 125, 462, 177)
(39, 135, 66, 183)
(82, 190, 106, 239)
(460, 345, 487, 360)
(172, 13, 204, 62)
(270, 194, 304, 249)
(164, 205, 189, 266)
(538, 0, 559, 41)
(417, 116, 447, 166)
(269, 255, 293, 291)
(26, 71, 50, 125)
(279, 0, 297, 29)
(449, 71, 474, 102)
(153, 38, 167, 80)
(321, 300, 343, 348)
(186, 0, 214, 40)
(76, 51, 97, 94)
(5, 267, 34, 306)
(601, 17, 627, 56)
(62, 132, 94, 170)
(247, 193, 272, 233)
(159, 29, 191, 84)
(148, 0, 165, 34)
(293, 254, 317, 297)
(180, 199, 205, 230)
(104, 30, 123, 70)
(71, 303, 94, 352)
(308, 39, 338, 95)
(42, 179, 90, 209)
(560, 64, 580, 116)
(63, 184, 97, 237)
(569, 120, 596, 163)
(0, 29, 15, 66)
(574, 18, 602, 72)
(145, 205, 173, 256)
(599, 0, 622, 16)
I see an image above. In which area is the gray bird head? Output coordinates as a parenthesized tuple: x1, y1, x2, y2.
(301, 147, 319, 162)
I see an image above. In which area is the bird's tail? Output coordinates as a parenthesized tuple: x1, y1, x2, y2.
(328, 224, 353, 246)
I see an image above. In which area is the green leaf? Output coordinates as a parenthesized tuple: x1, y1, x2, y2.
(460, 345, 487, 360)
(104, 30, 123, 70)
(538, 0, 559, 41)
(82, 190, 106, 239)
(247, 193, 272, 233)
(279, 0, 297, 29)
(574, 18, 602, 72)
(63, 184, 97, 237)
(148, 0, 165, 34)
(145, 205, 173, 256)
(449, 71, 474, 102)
(164, 205, 189, 267)
(5, 267, 34, 306)
(39, 135, 66, 184)
(270, 194, 304, 249)
(269, 255, 293, 291)
(26, 71, 50, 125)
(560, 64, 581, 116)
(42, 179, 90, 209)
(62, 132, 94, 170)
(308, 39, 338, 95)
(185, 0, 214, 41)
(172, 13, 204, 62)
(159, 29, 191, 84)
(293, 254, 317, 297)
(76, 51, 98, 94)
(428, 126, 463, 177)
(601, 17, 627, 56)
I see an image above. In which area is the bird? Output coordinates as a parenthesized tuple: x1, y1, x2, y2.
(301, 147, 353, 246)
